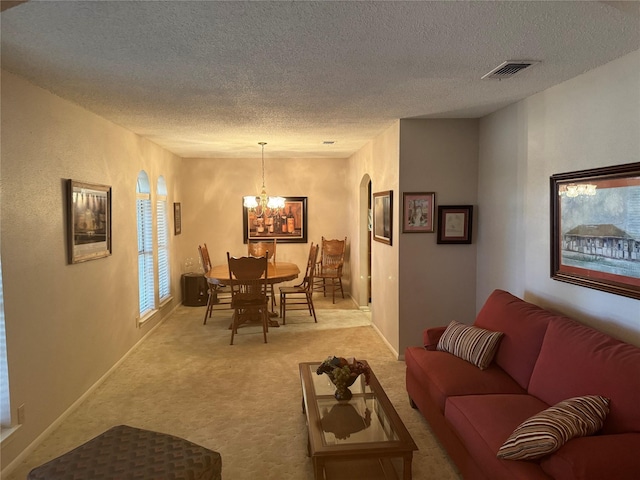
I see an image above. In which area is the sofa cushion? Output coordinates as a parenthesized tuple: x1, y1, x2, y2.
(404, 346, 526, 413)
(437, 320, 504, 370)
(445, 394, 551, 480)
(540, 433, 640, 480)
(474, 289, 552, 389)
(528, 316, 640, 434)
(496, 395, 610, 461)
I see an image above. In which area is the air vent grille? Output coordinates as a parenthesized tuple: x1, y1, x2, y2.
(482, 60, 539, 79)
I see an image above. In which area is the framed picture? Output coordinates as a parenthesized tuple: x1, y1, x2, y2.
(174, 202, 182, 235)
(550, 162, 640, 299)
(437, 205, 473, 244)
(402, 192, 435, 233)
(67, 179, 112, 264)
(243, 196, 307, 243)
(373, 190, 393, 245)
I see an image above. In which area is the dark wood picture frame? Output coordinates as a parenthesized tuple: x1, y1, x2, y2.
(402, 192, 435, 233)
(67, 179, 112, 263)
(243, 196, 308, 243)
(550, 162, 640, 299)
(437, 205, 473, 244)
(174, 202, 182, 235)
(373, 190, 393, 245)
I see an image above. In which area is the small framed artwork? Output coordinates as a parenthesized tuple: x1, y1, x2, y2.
(67, 179, 112, 264)
(174, 202, 182, 235)
(243, 196, 308, 243)
(437, 205, 473, 244)
(373, 190, 393, 245)
(402, 192, 435, 233)
(550, 162, 640, 299)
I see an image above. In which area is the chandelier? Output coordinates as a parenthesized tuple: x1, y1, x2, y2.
(243, 142, 285, 216)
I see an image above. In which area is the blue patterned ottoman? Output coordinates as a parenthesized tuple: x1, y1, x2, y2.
(27, 425, 222, 480)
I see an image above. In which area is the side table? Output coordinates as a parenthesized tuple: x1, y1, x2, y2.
(181, 272, 208, 306)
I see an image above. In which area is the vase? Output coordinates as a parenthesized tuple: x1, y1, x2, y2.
(333, 383, 353, 400)
(328, 373, 359, 401)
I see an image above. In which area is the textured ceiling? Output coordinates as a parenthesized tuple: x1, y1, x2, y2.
(1, 1, 638, 158)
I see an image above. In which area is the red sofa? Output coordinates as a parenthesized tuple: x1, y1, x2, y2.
(405, 289, 640, 480)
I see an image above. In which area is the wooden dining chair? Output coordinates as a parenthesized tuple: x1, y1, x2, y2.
(279, 243, 319, 324)
(247, 238, 276, 263)
(198, 243, 231, 325)
(227, 253, 270, 345)
(248, 238, 277, 311)
(313, 236, 347, 303)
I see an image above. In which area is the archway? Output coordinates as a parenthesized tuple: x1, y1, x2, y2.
(357, 174, 372, 308)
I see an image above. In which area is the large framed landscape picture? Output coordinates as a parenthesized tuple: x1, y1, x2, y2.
(550, 162, 640, 299)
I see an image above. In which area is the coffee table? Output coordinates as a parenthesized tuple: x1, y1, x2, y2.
(299, 361, 418, 480)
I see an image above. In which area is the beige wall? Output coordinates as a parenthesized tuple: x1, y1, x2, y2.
(477, 49, 640, 345)
(0, 71, 183, 468)
(347, 123, 401, 355)
(398, 120, 479, 353)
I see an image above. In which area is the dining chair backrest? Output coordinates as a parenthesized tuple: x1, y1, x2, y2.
(248, 239, 276, 263)
(226, 253, 269, 344)
(320, 236, 346, 273)
(198, 243, 212, 272)
(303, 243, 319, 290)
(227, 253, 269, 298)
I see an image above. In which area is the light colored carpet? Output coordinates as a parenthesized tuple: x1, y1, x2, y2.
(6, 298, 461, 480)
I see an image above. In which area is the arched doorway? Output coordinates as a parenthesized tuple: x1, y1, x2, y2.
(358, 174, 372, 308)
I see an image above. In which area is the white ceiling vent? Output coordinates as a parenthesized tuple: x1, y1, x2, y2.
(481, 60, 539, 80)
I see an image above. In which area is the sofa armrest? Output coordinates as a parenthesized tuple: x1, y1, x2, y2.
(423, 326, 447, 351)
(540, 433, 640, 480)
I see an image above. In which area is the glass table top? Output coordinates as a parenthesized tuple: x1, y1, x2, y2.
(304, 363, 402, 447)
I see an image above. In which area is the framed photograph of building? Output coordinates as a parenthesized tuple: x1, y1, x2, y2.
(437, 205, 473, 244)
(373, 190, 393, 245)
(67, 179, 112, 264)
(402, 192, 435, 233)
(550, 162, 640, 299)
(243, 196, 307, 243)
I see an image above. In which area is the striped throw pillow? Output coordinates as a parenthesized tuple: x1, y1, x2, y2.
(436, 320, 503, 370)
(497, 395, 610, 461)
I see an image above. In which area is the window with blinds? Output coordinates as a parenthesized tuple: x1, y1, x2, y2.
(137, 172, 155, 318)
(157, 176, 170, 302)
(0, 256, 11, 428)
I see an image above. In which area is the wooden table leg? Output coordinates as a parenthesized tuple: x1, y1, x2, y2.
(403, 454, 412, 480)
(313, 458, 324, 480)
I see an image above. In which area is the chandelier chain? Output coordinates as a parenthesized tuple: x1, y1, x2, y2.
(261, 142, 266, 188)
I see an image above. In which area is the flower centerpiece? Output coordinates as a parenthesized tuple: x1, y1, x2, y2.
(316, 356, 371, 400)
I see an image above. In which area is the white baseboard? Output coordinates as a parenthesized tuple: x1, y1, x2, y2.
(0, 303, 180, 478)
(370, 321, 400, 360)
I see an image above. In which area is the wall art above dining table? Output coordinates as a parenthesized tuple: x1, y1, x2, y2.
(243, 196, 307, 243)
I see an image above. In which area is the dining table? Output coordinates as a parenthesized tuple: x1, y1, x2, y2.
(205, 261, 300, 327)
